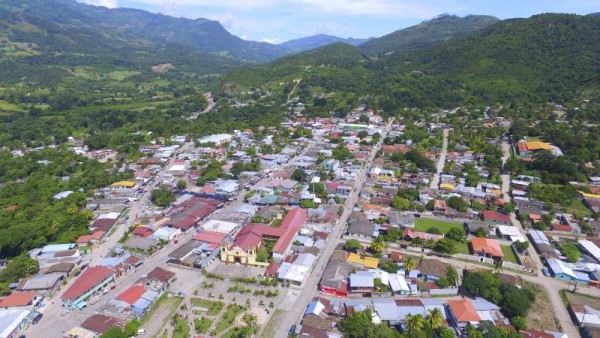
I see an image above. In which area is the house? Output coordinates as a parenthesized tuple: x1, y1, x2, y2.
(81, 314, 125, 334)
(320, 253, 351, 297)
(0, 291, 40, 308)
(570, 304, 600, 328)
(61, 266, 115, 309)
(482, 210, 511, 225)
(110, 181, 136, 190)
(447, 298, 481, 330)
(388, 274, 410, 295)
(215, 180, 240, 198)
(402, 229, 443, 242)
(417, 259, 450, 281)
(434, 200, 447, 215)
(471, 238, 504, 261)
(349, 271, 374, 295)
(546, 258, 590, 284)
(145, 267, 176, 285)
(346, 253, 379, 269)
(347, 220, 376, 239)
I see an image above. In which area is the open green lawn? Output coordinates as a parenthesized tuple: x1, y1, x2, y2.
(414, 218, 463, 234)
(106, 70, 141, 81)
(191, 298, 224, 316)
(501, 245, 519, 264)
(212, 304, 245, 335)
(455, 241, 471, 254)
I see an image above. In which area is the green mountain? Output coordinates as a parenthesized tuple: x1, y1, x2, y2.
(360, 14, 500, 55)
(223, 14, 600, 109)
(0, 0, 289, 63)
(280, 34, 371, 53)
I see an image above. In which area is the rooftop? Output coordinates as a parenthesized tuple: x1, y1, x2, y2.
(62, 266, 115, 301)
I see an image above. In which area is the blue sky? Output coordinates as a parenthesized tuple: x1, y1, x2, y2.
(81, 0, 600, 43)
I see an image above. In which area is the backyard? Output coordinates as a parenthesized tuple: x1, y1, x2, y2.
(501, 245, 519, 264)
(414, 218, 463, 234)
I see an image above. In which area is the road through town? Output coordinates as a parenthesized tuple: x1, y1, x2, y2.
(430, 128, 449, 189)
(272, 119, 394, 338)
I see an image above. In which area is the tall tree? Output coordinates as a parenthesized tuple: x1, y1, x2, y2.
(426, 308, 445, 331)
(405, 314, 424, 334)
(403, 257, 417, 272)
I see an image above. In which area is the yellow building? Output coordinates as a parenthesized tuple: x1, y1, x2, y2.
(110, 181, 136, 190)
(525, 141, 552, 151)
(347, 253, 379, 269)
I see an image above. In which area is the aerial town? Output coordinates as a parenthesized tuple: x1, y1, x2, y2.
(1, 103, 598, 338)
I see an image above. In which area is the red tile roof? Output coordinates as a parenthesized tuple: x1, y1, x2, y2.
(0, 291, 37, 308)
(133, 226, 152, 236)
(447, 298, 480, 322)
(551, 223, 572, 232)
(193, 231, 227, 244)
(471, 237, 504, 258)
(483, 210, 511, 223)
(62, 266, 115, 300)
(116, 285, 146, 305)
(272, 208, 307, 254)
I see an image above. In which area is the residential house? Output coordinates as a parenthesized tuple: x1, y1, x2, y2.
(447, 298, 481, 330)
(471, 238, 504, 261)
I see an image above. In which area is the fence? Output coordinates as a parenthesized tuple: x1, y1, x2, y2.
(429, 288, 459, 296)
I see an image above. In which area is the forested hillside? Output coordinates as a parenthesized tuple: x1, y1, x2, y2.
(360, 14, 499, 55)
(223, 14, 600, 110)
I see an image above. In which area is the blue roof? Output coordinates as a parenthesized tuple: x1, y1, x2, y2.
(305, 300, 319, 316)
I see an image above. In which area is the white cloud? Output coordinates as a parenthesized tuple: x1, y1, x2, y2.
(82, 0, 118, 8)
(260, 37, 283, 44)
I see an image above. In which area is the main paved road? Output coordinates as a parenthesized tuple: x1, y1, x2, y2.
(429, 128, 449, 189)
(272, 120, 394, 338)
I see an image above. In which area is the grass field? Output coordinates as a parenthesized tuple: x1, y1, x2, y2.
(414, 218, 463, 234)
(501, 245, 519, 264)
(191, 298, 224, 316)
(455, 242, 471, 254)
(172, 316, 190, 338)
(212, 304, 245, 335)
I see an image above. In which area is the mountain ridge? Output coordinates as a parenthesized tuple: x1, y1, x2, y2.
(280, 34, 371, 53)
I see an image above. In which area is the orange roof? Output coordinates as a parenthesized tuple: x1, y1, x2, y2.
(0, 291, 37, 307)
(471, 237, 504, 258)
(447, 299, 480, 322)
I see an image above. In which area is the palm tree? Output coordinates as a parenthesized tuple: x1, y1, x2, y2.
(369, 235, 385, 254)
(426, 308, 445, 332)
(405, 313, 424, 334)
(403, 256, 417, 272)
